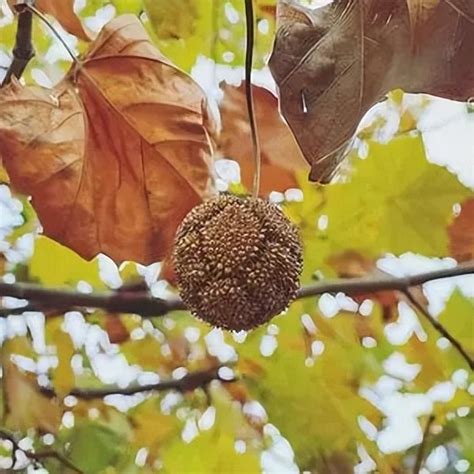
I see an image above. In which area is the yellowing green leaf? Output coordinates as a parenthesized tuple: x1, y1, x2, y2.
(439, 291, 474, 353)
(162, 432, 261, 474)
(237, 302, 384, 470)
(130, 398, 181, 452)
(323, 135, 471, 257)
(30, 236, 103, 287)
(62, 422, 124, 474)
(4, 348, 61, 433)
(144, 0, 275, 70)
(50, 327, 75, 398)
(159, 385, 261, 473)
(111, 0, 142, 14)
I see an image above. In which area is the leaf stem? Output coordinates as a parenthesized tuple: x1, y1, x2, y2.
(40, 366, 234, 399)
(244, 0, 262, 198)
(26, 4, 78, 64)
(404, 288, 474, 370)
(413, 414, 435, 474)
(0, 262, 473, 316)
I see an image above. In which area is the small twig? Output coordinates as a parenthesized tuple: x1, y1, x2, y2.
(40, 366, 235, 399)
(1, 1, 35, 87)
(299, 262, 474, 298)
(0, 262, 473, 318)
(0, 428, 82, 473)
(404, 289, 474, 370)
(244, 0, 262, 198)
(413, 414, 435, 474)
(26, 4, 78, 63)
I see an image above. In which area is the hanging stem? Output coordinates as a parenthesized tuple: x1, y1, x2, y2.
(26, 4, 78, 63)
(413, 415, 435, 474)
(404, 289, 474, 370)
(244, 0, 262, 198)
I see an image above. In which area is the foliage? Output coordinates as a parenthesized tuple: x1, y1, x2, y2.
(0, 1, 472, 473)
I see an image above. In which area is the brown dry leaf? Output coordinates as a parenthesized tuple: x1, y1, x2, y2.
(8, 0, 90, 41)
(105, 313, 130, 344)
(406, 0, 439, 40)
(0, 15, 215, 264)
(269, 0, 474, 182)
(449, 198, 474, 262)
(218, 82, 308, 195)
(4, 359, 61, 433)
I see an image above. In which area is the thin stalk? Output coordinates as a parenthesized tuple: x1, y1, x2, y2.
(244, 0, 261, 197)
(26, 4, 78, 64)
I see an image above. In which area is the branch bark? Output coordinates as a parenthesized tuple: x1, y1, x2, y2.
(40, 366, 234, 400)
(0, 263, 473, 366)
(1, 1, 35, 87)
(1, 262, 472, 317)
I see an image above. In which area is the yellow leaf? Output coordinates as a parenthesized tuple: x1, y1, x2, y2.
(50, 327, 75, 397)
(30, 236, 103, 287)
(130, 399, 180, 451)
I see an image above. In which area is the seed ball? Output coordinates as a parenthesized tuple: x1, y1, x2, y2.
(173, 194, 302, 331)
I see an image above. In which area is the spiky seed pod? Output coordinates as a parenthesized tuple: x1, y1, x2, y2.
(173, 194, 302, 331)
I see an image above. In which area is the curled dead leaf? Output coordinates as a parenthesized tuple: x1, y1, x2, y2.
(269, 0, 474, 182)
(0, 15, 215, 264)
(4, 359, 62, 433)
(8, 0, 90, 41)
(218, 82, 308, 195)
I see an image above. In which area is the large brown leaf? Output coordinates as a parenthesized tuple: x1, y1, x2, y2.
(8, 0, 90, 41)
(218, 82, 308, 195)
(269, 0, 474, 182)
(0, 15, 215, 264)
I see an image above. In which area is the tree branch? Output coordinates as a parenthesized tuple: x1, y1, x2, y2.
(404, 289, 474, 370)
(299, 261, 474, 298)
(0, 428, 82, 473)
(1, 1, 35, 87)
(1, 262, 472, 318)
(40, 366, 234, 400)
(413, 414, 435, 474)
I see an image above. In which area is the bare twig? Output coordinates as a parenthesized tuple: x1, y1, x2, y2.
(26, 3, 78, 63)
(40, 366, 235, 399)
(404, 289, 474, 370)
(1, 1, 35, 87)
(413, 414, 435, 474)
(0, 284, 186, 317)
(0, 428, 82, 473)
(244, 0, 261, 197)
(299, 261, 474, 298)
(1, 262, 472, 318)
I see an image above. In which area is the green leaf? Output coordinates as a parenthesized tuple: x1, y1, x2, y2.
(62, 422, 125, 474)
(143, 0, 275, 70)
(439, 290, 474, 353)
(111, 0, 142, 14)
(323, 135, 472, 258)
